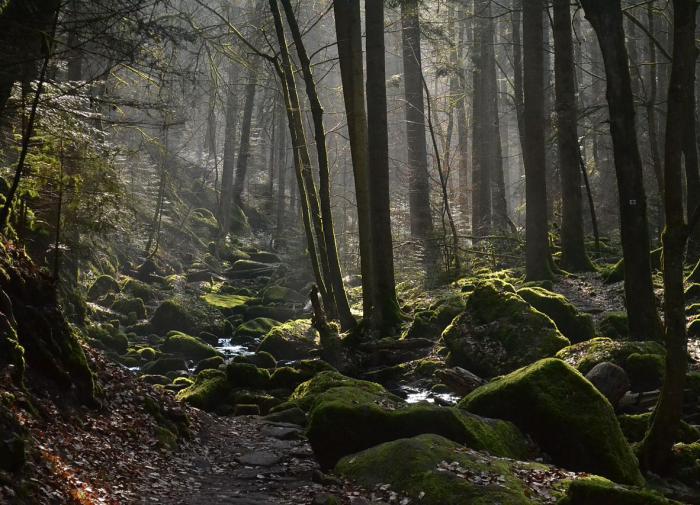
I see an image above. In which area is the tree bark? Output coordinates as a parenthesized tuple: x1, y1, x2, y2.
(640, 0, 696, 473)
(553, 0, 592, 271)
(522, 0, 553, 280)
(217, 64, 240, 238)
(232, 67, 258, 208)
(579, 0, 663, 340)
(365, 0, 402, 331)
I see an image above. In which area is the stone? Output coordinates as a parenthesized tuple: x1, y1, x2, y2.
(585, 362, 631, 407)
(236, 451, 281, 467)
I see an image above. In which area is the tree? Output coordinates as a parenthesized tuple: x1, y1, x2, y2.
(579, 0, 663, 340)
(522, 0, 553, 280)
(553, 0, 592, 271)
(400, 0, 433, 245)
(231, 66, 258, 208)
(365, 0, 402, 331)
(217, 63, 240, 239)
(640, 0, 697, 472)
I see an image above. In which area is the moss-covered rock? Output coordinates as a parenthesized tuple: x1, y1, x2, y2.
(257, 319, 319, 360)
(404, 294, 467, 340)
(201, 293, 253, 312)
(598, 311, 629, 340)
(194, 355, 224, 373)
(141, 357, 187, 376)
(150, 300, 196, 335)
(625, 353, 664, 392)
(261, 285, 306, 305)
(336, 434, 570, 505)
(517, 287, 594, 343)
(617, 413, 699, 444)
(175, 369, 231, 411)
(285, 371, 390, 412)
(136, 347, 157, 361)
(555, 337, 665, 375)
(459, 358, 643, 485)
(236, 317, 281, 341)
(111, 296, 146, 319)
(225, 362, 270, 389)
(601, 259, 625, 284)
(443, 282, 569, 377)
(557, 476, 673, 505)
(669, 442, 700, 487)
(122, 278, 157, 302)
(161, 332, 220, 361)
(86, 324, 128, 354)
(227, 260, 275, 279)
(87, 274, 120, 301)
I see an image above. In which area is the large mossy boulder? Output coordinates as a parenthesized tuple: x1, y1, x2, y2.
(285, 371, 390, 412)
(122, 278, 157, 302)
(161, 332, 220, 361)
(257, 319, 319, 361)
(201, 293, 253, 313)
(236, 317, 281, 341)
(141, 357, 187, 375)
(150, 300, 196, 335)
(557, 477, 673, 505)
(516, 287, 594, 343)
(403, 294, 466, 340)
(459, 358, 643, 485)
(111, 296, 146, 319)
(555, 337, 665, 375)
(87, 274, 120, 301)
(227, 260, 275, 279)
(598, 311, 629, 340)
(261, 285, 306, 305)
(443, 283, 570, 377)
(336, 434, 570, 505)
(175, 369, 230, 411)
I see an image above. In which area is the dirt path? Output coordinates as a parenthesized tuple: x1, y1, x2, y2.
(551, 272, 625, 322)
(143, 413, 375, 505)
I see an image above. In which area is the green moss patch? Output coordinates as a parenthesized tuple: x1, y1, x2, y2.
(517, 287, 594, 343)
(236, 317, 281, 341)
(161, 332, 220, 361)
(598, 312, 629, 340)
(555, 337, 664, 375)
(150, 300, 197, 335)
(257, 319, 318, 360)
(557, 476, 673, 505)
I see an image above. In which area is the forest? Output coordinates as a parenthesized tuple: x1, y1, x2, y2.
(1, 0, 700, 503)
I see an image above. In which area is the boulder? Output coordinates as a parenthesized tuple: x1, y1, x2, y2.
(443, 282, 569, 377)
(161, 332, 220, 361)
(585, 362, 630, 407)
(261, 285, 306, 305)
(555, 337, 665, 375)
(111, 296, 146, 319)
(122, 278, 157, 302)
(558, 477, 673, 505)
(150, 300, 196, 335)
(516, 287, 594, 343)
(87, 275, 120, 301)
(249, 251, 281, 264)
(226, 362, 271, 389)
(141, 357, 187, 376)
(194, 355, 224, 373)
(336, 434, 571, 505)
(176, 369, 230, 411)
(625, 353, 664, 392)
(257, 319, 319, 361)
(201, 293, 253, 313)
(227, 260, 275, 279)
(403, 294, 466, 340)
(459, 358, 643, 485)
(598, 312, 629, 340)
(236, 318, 281, 341)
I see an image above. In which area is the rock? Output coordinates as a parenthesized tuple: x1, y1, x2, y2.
(227, 260, 276, 279)
(516, 287, 594, 343)
(150, 300, 196, 335)
(260, 424, 303, 440)
(257, 319, 319, 361)
(185, 269, 216, 283)
(264, 407, 307, 426)
(111, 296, 146, 319)
(336, 434, 570, 505)
(598, 311, 629, 340)
(161, 332, 220, 361)
(261, 285, 306, 305)
(194, 355, 224, 373)
(226, 362, 271, 389)
(403, 294, 466, 340)
(282, 371, 391, 412)
(459, 358, 644, 485)
(558, 476, 673, 505)
(139, 374, 171, 385)
(176, 369, 231, 411)
(234, 351, 277, 369)
(142, 357, 188, 376)
(556, 337, 665, 374)
(625, 353, 664, 392)
(443, 282, 569, 377)
(234, 404, 261, 416)
(585, 362, 630, 407)
(122, 278, 157, 302)
(87, 275, 120, 301)
(136, 347, 157, 361)
(434, 367, 485, 396)
(201, 293, 253, 313)
(236, 451, 281, 466)
(136, 258, 162, 281)
(86, 324, 128, 354)
(236, 318, 282, 341)
(244, 305, 298, 322)
(0, 407, 26, 473)
(618, 413, 700, 444)
(249, 251, 281, 264)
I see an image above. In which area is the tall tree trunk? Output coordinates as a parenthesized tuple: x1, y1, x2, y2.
(553, 0, 592, 271)
(640, 0, 696, 472)
(232, 67, 258, 207)
(280, 0, 355, 330)
(579, 0, 663, 341)
(333, 0, 374, 318)
(646, 2, 665, 228)
(400, 0, 434, 245)
(217, 64, 239, 238)
(268, 0, 333, 315)
(365, 0, 402, 331)
(275, 97, 287, 236)
(522, 0, 553, 280)
(455, 6, 470, 224)
(512, 0, 526, 154)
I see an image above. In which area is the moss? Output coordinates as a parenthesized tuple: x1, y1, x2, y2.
(598, 312, 629, 340)
(625, 353, 664, 392)
(555, 337, 665, 375)
(337, 434, 569, 505)
(226, 362, 270, 389)
(150, 300, 196, 335)
(443, 282, 569, 377)
(111, 296, 146, 319)
(261, 285, 306, 305)
(459, 358, 643, 485)
(308, 400, 532, 469)
(86, 324, 128, 354)
(601, 259, 625, 284)
(669, 442, 700, 486)
(195, 355, 224, 373)
(161, 332, 220, 361)
(0, 314, 25, 383)
(176, 369, 231, 411)
(228, 259, 275, 279)
(557, 476, 672, 505)
(201, 293, 253, 311)
(517, 287, 594, 343)
(236, 317, 281, 341)
(155, 426, 178, 450)
(231, 390, 280, 414)
(140, 374, 170, 385)
(173, 377, 194, 387)
(618, 413, 699, 444)
(136, 347, 157, 361)
(141, 357, 187, 375)
(87, 274, 120, 301)
(257, 319, 318, 360)
(288, 371, 391, 412)
(122, 278, 157, 302)
(404, 294, 467, 340)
